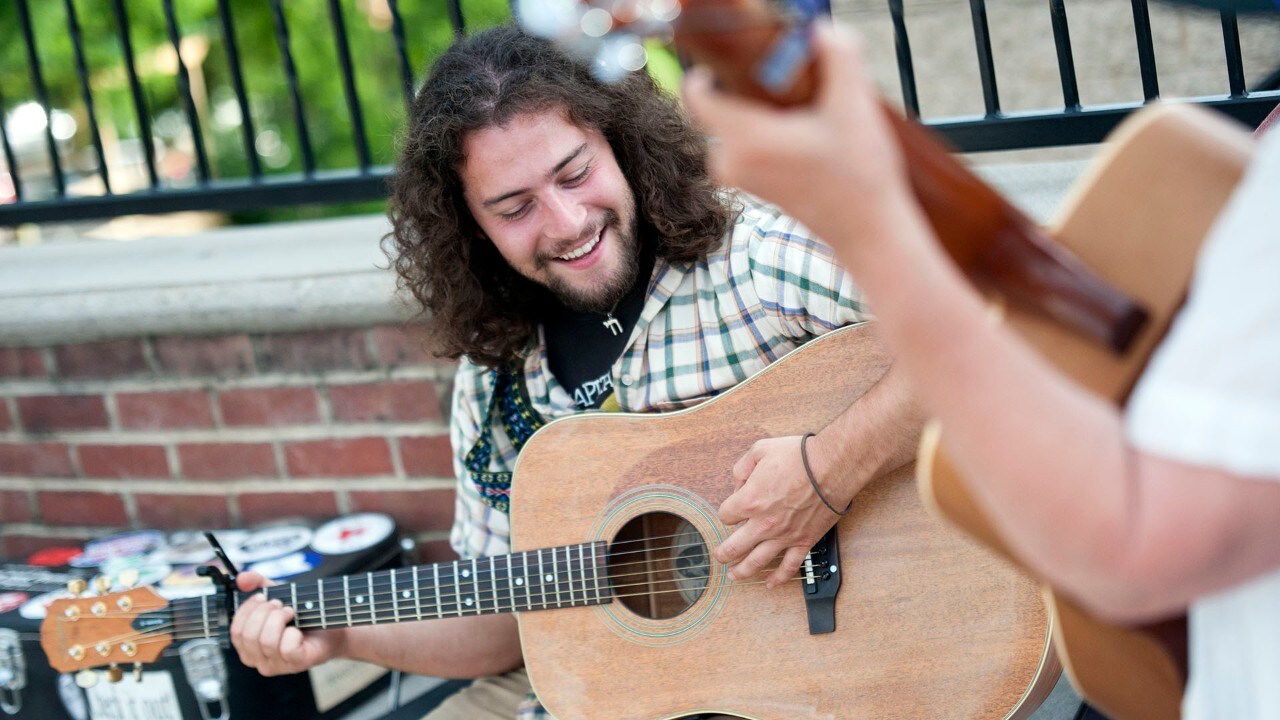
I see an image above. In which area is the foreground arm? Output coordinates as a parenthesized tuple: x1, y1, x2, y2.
(230, 571, 523, 678)
(683, 21, 1280, 622)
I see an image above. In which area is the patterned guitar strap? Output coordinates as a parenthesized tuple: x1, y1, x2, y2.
(464, 367, 620, 514)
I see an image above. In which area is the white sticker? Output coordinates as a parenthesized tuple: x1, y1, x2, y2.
(86, 670, 183, 720)
(233, 526, 313, 564)
(311, 513, 394, 556)
(246, 551, 319, 581)
(19, 589, 72, 620)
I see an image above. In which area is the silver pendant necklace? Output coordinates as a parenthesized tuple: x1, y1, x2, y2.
(602, 302, 623, 336)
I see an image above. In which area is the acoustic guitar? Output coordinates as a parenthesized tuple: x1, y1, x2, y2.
(516, 0, 1257, 716)
(39, 322, 1056, 720)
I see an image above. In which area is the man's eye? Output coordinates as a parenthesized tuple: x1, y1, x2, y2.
(500, 205, 529, 221)
(564, 164, 592, 186)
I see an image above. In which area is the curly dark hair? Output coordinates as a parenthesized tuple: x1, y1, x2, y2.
(385, 24, 732, 369)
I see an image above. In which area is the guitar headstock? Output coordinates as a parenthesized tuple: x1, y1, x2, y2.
(39, 583, 171, 679)
(515, 0, 824, 104)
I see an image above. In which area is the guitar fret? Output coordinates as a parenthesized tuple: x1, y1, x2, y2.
(520, 552, 530, 612)
(368, 572, 377, 625)
(200, 594, 212, 638)
(555, 547, 566, 608)
(433, 564, 442, 618)
(343, 576, 353, 626)
(413, 566, 423, 621)
(391, 569, 400, 622)
(469, 558, 480, 613)
(577, 544, 587, 606)
(506, 554, 516, 614)
(453, 561, 463, 616)
(590, 543, 601, 604)
(489, 556, 501, 614)
(318, 578, 327, 629)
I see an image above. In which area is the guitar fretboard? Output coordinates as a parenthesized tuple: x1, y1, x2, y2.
(168, 542, 612, 639)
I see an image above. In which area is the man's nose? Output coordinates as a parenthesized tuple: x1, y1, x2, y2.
(542, 190, 589, 242)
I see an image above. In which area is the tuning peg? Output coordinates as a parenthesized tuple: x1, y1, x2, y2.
(75, 670, 99, 689)
(133, 663, 143, 682)
(68, 578, 88, 596)
(106, 664, 123, 684)
(117, 569, 140, 588)
(94, 575, 113, 594)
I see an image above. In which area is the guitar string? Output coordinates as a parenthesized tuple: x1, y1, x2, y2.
(71, 542, 825, 637)
(60, 573, 813, 657)
(77, 551, 794, 642)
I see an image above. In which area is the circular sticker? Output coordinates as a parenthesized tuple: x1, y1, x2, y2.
(311, 513, 395, 556)
(234, 526, 313, 564)
(0, 591, 29, 614)
(100, 556, 172, 590)
(19, 589, 73, 620)
(246, 551, 321, 581)
(27, 546, 83, 567)
(71, 531, 165, 568)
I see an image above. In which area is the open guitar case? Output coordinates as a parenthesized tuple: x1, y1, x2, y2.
(0, 513, 403, 720)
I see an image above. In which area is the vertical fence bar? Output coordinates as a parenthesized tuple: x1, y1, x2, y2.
(1220, 11, 1246, 97)
(386, 0, 416, 111)
(161, 0, 211, 183)
(112, 0, 160, 189)
(270, 0, 316, 175)
(0, 88, 24, 201)
(1130, 0, 1160, 100)
(14, 0, 67, 197)
(64, 0, 113, 194)
(446, 0, 467, 38)
(968, 0, 1002, 116)
(1048, 0, 1081, 110)
(887, 0, 921, 118)
(327, 0, 372, 170)
(217, 0, 262, 178)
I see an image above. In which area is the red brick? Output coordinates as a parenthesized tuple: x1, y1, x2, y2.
(54, 339, 149, 378)
(154, 334, 256, 376)
(0, 442, 76, 477)
(1, 533, 93, 560)
(238, 492, 339, 525)
(259, 329, 372, 373)
(133, 493, 231, 529)
(330, 381, 441, 423)
(0, 347, 47, 378)
(0, 400, 12, 431)
(399, 435, 454, 477)
(284, 437, 393, 477)
(16, 394, 109, 431)
(38, 491, 128, 526)
(178, 442, 277, 480)
(219, 387, 320, 426)
(78, 444, 170, 479)
(371, 325, 438, 367)
(413, 540, 459, 565)
(349, 489, 455, 533)
(117, 390, 215, 430)
(0, 490, 34, 523)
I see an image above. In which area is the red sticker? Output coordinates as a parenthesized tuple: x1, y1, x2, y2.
(27, 546, 83, 567)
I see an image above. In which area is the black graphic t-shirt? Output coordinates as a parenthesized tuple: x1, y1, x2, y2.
(544, 252, 653, 409)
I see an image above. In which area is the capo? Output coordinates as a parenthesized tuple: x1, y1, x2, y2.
(197, 532, 241, 611)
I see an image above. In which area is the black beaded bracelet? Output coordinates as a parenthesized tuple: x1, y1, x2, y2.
(800, 432, 852, 516)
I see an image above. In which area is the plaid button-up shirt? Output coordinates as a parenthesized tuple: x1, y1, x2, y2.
(446, 197, 868, 719)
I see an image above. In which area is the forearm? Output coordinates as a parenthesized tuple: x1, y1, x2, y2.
(806, 361, 926, 507)
(337, 612, 523, 678)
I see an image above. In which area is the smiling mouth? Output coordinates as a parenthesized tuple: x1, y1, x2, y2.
(555, 229, 603, 261)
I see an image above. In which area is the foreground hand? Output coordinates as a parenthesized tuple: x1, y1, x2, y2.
(715, 435, 850, 588)
(229, 571, 345, 676)
(682, 21, 910, 240)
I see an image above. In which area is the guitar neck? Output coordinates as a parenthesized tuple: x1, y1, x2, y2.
(166, 542, 613, 641)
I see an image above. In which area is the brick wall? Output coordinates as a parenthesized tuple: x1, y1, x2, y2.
(0, 324, 460, 564)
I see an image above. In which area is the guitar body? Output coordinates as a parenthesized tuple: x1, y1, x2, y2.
(511, 323, 1057, 720)
(918, 104, 1254, 720)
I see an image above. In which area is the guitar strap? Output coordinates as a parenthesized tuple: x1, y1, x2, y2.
(464, 366, 621, 514)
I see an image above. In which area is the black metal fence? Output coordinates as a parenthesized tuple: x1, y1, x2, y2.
(1, 0, 1277, 227)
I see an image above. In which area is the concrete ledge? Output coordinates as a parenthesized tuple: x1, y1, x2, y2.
(0, 160, 1091, 348)
(0, 215, 413, 347)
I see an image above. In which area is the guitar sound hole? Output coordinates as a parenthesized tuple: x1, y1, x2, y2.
(607, 512, 709, 620)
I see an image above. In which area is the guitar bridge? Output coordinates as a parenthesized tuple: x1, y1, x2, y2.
(801, 526, 841, 635)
